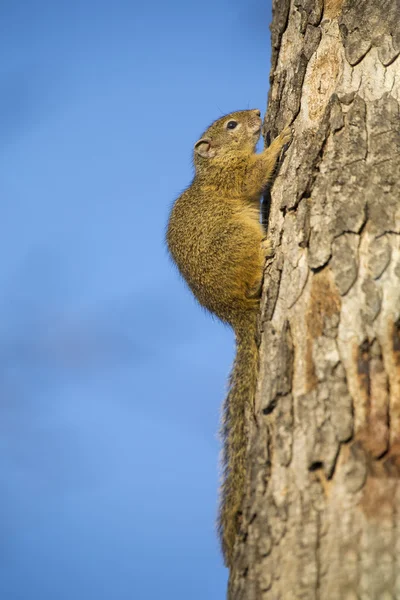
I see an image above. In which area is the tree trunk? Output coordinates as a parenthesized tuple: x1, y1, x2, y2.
(228, 1, 400, 598)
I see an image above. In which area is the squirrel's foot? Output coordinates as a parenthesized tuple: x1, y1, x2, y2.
(246, 282, 262, 299)
(262, 238, 275, 259)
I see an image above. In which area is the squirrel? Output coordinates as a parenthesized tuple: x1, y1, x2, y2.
(166, 109, 292, 568)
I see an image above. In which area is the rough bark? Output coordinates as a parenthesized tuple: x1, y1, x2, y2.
(229, 0, 400, 598)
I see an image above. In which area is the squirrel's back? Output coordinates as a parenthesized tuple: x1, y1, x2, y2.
(167, 182, 263, 324)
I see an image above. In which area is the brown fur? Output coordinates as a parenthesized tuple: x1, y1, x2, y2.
(166, 110, 292, 567)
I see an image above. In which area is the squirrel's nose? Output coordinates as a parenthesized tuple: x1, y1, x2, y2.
(253, 109, 261, 117)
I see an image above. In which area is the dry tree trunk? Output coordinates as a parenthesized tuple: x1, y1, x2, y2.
(229, 0, 400, 598)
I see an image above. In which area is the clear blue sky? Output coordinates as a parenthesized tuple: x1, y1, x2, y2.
(1, 1, 272, 598)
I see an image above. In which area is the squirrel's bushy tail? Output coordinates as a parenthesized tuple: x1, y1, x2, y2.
(219, 311, 259, 567)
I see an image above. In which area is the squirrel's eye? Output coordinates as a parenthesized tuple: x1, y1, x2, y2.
(226, 120, 238, 130)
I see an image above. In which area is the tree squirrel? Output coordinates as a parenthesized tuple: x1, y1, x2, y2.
(166, 109, 292, 567)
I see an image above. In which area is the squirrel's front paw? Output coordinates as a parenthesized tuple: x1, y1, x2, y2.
(279, 124, 293, 147)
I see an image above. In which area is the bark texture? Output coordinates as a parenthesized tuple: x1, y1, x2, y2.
(229, 0, 400, 598)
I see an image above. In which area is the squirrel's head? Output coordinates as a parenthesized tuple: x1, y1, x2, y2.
(193, 109, 262, 168)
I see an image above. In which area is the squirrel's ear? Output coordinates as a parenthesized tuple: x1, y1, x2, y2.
(194, 138, 215, 159)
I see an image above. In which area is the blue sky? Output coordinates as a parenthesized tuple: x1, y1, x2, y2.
(1, 1, 272, 598)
